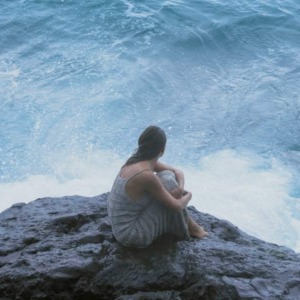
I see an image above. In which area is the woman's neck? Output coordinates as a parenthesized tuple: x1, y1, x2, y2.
(123, 156, 160, 171)
(147, 157, 159, 171)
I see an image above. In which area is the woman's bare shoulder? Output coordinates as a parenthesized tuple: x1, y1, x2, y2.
(138, 170, 163, 189)
(154, 161, 177, 173)
(120, 164, 152, 180)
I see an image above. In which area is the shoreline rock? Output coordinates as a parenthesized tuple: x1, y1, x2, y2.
(0, 193, 299, 299)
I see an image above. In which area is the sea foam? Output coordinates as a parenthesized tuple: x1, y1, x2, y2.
(1, 149, 299, 252)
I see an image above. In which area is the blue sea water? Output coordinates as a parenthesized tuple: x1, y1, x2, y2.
(1, 0, 300, 251)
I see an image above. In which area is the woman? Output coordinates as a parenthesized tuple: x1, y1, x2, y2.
(108, 125, 208, 248)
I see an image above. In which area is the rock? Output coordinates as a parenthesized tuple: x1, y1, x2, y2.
(0, 193, 299, 300)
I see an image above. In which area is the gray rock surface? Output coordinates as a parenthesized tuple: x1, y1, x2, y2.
(0, 193, 299, 300)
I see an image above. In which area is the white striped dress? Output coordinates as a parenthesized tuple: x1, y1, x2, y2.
(108, 170, 190, 248)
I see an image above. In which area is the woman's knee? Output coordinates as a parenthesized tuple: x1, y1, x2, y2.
(156, 170, 178, 191)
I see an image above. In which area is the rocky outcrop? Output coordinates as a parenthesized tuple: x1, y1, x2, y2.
(0, 193, 299, 300)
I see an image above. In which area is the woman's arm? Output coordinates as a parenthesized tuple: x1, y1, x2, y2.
(154, 161, 185, 193)
(142, 172, 192, 212)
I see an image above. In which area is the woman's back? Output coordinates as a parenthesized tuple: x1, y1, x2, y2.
(118, 163, 152, 201)
(108, 171, 153, 247)
(108, 170, 190, 248)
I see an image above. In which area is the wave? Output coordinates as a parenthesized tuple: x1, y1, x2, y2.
(1, 149, 299, 252)
(185, 150, 300, 252)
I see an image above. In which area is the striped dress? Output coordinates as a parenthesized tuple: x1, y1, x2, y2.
(108, 170, 190, 248)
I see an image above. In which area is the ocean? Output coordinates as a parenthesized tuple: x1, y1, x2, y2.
(1, 0, 300, 252)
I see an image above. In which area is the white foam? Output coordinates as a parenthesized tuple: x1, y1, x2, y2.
(122, 0, 155, 18)
(0, 68, 20, 78)
(0, 150, 123, 212)
(0, 149, 299, 252)
(183, 150, 300, 251)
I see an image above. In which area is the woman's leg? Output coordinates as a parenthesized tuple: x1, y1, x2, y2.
(156, 170, 178, 191)
(157, 170, 208, 239)
(187, 216, 208, 238)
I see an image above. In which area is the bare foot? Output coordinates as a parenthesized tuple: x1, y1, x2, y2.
(188, 217, 209, 239)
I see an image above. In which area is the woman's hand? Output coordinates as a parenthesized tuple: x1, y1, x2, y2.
(170, 187, 185, 199)
(184, 191, 192, 202)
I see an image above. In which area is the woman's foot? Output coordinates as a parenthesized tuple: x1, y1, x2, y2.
(188, 217, 208, 239)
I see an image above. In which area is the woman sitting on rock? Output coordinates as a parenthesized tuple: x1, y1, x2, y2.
(108, 125, 208, 248)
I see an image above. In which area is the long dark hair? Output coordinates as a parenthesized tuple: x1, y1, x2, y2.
(124, 126, 167, 166)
